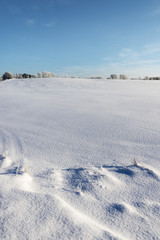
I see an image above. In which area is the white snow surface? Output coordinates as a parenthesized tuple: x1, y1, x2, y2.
(0, 78, 160, 240)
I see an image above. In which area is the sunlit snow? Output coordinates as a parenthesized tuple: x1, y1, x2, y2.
(0, 78, 160, 239)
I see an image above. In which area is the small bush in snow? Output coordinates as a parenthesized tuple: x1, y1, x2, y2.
(2, 72, 13, 80)
(110, 74, 118, 79)
(149, 77, 160, 80)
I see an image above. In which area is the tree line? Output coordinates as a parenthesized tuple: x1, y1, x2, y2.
(1, 72, 160, 81)
(0, 71, 56, 80)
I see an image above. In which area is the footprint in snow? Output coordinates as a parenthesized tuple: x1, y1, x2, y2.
(37, 168, 63, 190)
(0, 154, 5, 166)
(62, 166, 122, 196)
(135, 165, 159, 181)
(0, 163, 35, 192)
(108, 203, 126, 215)
(0, 154, 12, 168)
(103, 163, 160, 181)
(102, 164, 135, 177)
(0, 165, 26, 175)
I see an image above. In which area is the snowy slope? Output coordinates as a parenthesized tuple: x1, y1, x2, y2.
(0, 78, 160, 239)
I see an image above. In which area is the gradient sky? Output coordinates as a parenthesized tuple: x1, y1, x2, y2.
(1, 0, 160, 77)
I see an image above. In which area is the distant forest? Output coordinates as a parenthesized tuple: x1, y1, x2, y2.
(0, 72, 160, 80)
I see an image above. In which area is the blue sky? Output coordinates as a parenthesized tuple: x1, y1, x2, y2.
(1, 0, 160, 77)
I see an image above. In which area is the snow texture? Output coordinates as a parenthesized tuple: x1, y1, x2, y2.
(0, 78, 160, 239)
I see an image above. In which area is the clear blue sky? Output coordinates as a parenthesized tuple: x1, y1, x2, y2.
(1, 0, 160, 77)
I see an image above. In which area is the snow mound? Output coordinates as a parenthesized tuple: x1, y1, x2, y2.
(0, 161, 159, 239)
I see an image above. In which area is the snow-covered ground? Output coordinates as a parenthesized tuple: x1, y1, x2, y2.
(0, 78, 160, 240)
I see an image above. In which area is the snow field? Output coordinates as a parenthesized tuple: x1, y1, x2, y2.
(0, 78, 160, 239)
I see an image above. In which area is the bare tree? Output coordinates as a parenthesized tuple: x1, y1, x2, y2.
(144, 76, 149, 80)
(37, 71, 56, 78)
(119, 74, 128, 79)
(14, 73, 23, 79)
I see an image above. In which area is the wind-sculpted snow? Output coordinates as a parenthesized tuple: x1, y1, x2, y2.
(0, 78, 160, 239)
